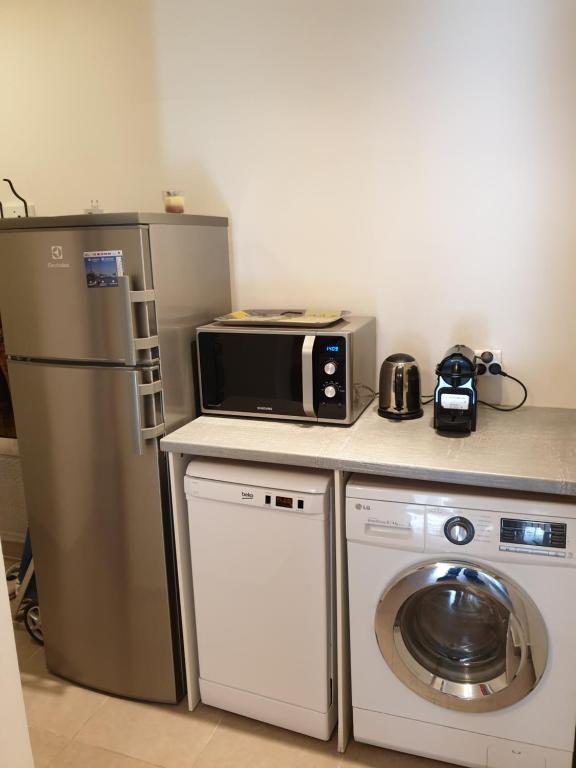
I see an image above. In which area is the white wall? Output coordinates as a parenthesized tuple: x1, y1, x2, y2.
(1, 1, 575, 406)
(0, 537, 34, 768)
(0, 1, 164, 214)
(0, 446, 27, 542)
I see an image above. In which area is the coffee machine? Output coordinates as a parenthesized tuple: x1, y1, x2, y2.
(434, 345, 478, 433)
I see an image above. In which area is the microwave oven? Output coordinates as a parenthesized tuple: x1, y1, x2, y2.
(197, 316, 376, 424)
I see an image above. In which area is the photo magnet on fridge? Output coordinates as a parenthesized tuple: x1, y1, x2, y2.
(83, 250, 124, 288)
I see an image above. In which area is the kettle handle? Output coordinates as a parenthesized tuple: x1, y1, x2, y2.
(394, 367, 404, 411)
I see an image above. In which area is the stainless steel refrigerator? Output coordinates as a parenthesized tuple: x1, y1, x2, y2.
(0, 213, 231, 702)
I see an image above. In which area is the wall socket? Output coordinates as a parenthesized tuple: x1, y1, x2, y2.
(474, 349, 502, 376)
(1, 202, 36, 218)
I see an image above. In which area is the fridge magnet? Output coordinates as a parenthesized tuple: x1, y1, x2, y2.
(83, 251, 124, 288)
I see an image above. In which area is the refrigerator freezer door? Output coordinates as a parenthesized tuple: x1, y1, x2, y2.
(8, 360, 184, 703)
(0, 227, 156, 363)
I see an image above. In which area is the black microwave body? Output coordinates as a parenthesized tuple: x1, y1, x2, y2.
(197, 316, 375, 425)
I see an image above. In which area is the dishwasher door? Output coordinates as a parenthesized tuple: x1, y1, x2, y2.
(186, 473, 332, 715)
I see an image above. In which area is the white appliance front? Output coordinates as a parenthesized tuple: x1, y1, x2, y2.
(346, 476, 576, 768)
(185, 459, 336, 740)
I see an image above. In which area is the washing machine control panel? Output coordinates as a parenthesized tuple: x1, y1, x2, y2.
(426, 507, 576, 565)
(347, 488, 576, 566)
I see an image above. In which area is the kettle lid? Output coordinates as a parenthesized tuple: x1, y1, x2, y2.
(384, 353, 416, 364)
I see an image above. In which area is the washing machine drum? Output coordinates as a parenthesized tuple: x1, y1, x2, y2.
(375, 561, 547, 713)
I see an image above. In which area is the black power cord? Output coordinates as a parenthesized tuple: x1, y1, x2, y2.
(479, 365, 528, 411)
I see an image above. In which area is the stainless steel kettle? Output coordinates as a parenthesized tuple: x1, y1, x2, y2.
(378, 353, 423, 420)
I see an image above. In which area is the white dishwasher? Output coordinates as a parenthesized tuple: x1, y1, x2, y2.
(185, 458, 336, 740)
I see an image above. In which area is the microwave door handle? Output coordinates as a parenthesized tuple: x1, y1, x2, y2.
(302, 335, 316, 417)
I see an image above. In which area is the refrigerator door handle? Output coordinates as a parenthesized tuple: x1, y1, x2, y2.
(141, 424, 166, 440)
(129, 371, 145, 455)
(119, 275, 159, 366)
(138, 380, 163, 397)
(129, 373, 166, 455)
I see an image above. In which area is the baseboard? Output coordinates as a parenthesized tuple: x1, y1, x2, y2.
(0, 533, 25, 559)
(0, 438, 18, 457)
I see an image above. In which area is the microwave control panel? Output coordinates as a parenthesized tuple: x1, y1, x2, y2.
(314, 336, 347, 420)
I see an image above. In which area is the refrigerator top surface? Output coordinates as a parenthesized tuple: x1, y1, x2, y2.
(0, 212, 228, 231)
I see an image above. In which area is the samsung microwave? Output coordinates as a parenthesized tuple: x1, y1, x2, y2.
(197, 316, 376, 424)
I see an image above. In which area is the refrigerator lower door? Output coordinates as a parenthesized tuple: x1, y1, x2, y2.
(8, 360, 184, 703)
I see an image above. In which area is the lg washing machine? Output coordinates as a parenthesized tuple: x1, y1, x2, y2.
(346, 474, 576, 768)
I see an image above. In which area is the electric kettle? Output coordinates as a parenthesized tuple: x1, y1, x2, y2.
(378, 353, 423, 420)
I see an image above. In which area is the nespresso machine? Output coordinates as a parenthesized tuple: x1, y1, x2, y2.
(434, 345, 478, 433)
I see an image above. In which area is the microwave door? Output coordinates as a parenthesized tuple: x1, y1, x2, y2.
(199, 331, 315, 419)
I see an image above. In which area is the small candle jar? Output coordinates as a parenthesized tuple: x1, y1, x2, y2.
(162, 190, 185, 214)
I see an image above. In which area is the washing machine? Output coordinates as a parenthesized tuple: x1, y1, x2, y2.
(185, 458, 336, 740)
(346, 474, 576, 768)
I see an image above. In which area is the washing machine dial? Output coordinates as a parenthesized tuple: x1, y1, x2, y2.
(444, 516, 475, 545)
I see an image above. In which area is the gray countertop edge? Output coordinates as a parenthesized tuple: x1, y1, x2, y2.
(161, 405, 576, 498)
(159, 440, 331, 470)
(160, 439, 573, 495)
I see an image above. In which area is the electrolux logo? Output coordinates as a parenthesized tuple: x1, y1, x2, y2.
(47, 245, 70, 269)
(241, 490, 254, 500)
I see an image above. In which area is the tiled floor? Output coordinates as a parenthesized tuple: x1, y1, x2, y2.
(6, 555, 450, 768)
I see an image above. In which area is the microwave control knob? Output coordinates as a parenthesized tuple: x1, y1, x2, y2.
(324, 385, 337, 399)
(324, 361, 337, 376)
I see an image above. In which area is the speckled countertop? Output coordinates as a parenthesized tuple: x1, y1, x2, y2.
(161, 404, 576, 496)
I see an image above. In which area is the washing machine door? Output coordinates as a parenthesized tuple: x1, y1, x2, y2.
(375, 561, 547, 712)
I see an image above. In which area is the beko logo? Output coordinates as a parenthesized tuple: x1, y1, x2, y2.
(256, 406, 273, 411)
(241, 491, 254, 500)
(47, 245, 70, 269)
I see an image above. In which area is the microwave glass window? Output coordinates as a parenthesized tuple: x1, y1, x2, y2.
(199, 333, 306, 416)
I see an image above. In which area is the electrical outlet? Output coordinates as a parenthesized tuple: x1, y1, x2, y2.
(474, 349, 502, 375)
(1, 202, 36, 218)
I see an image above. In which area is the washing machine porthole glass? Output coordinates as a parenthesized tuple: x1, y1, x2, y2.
(374, 561, 548, 713)
(398, 583, 510, 685)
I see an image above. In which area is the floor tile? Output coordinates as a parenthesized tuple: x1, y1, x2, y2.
(191, 711, 341, 768)
(28, 727, 69, 768)
(343, 739, 455, 768)
(20, 650, 109, 739)
(53, 741, 162, 768)
(13, 622, 42, 665)
(75, 698, 221, 768)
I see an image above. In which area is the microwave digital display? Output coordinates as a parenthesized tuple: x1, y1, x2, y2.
(325, 344, 340, 353)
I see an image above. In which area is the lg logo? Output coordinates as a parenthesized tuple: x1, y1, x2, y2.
(51, 246, 63, 260)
